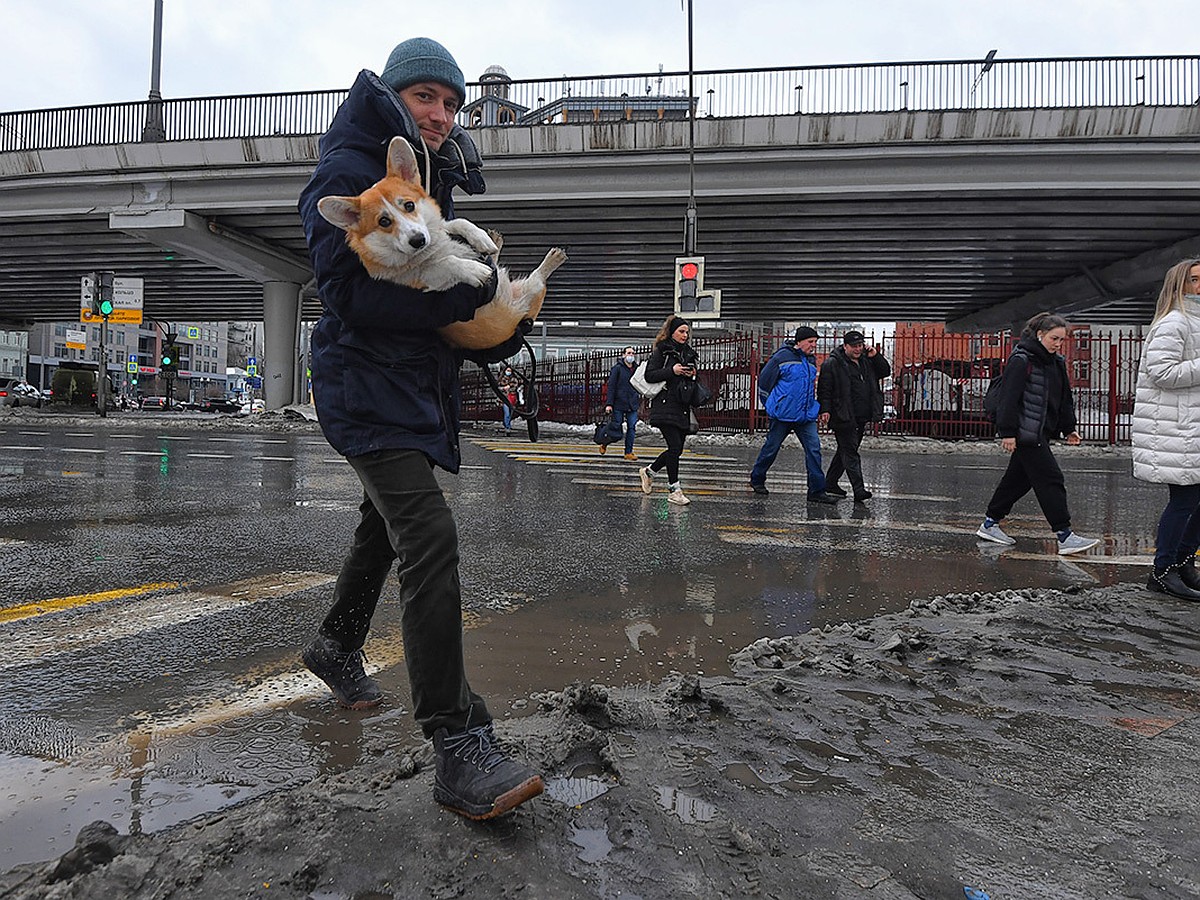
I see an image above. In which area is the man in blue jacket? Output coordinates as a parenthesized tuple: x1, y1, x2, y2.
(749, 327, 838, 503)
(297, 37, 542, 820)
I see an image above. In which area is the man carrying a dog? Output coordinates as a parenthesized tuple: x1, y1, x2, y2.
(297, 37, 543, 820)
(817, 330, 892, 503)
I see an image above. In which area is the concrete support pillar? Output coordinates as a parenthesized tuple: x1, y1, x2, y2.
(262, 281, 300, 409)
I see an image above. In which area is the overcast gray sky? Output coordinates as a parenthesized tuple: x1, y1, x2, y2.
(1, 0, 1195, 110)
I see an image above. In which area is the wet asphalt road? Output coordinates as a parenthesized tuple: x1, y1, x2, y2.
(0, 414, 1157, 869)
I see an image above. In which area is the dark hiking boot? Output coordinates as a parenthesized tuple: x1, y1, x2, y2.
(854, 490, 872, 503)
(433, 722, 544, 820)
(1178, 558, 1200, 591)
(808, 492, 839, 505)
(824, 484, 848, 497)
(1147, 566, 1200, 601)
(750, 482, 769, 495)
(302, 635, 382, 709)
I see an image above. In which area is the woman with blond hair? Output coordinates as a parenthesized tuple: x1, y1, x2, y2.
(1132, 258, 1200, 600)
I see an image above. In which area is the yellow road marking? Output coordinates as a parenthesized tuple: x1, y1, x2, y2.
(0, 581, 180, 625)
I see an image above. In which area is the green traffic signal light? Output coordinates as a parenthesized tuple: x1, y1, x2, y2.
(99, 298, 114, 316)
(162, 353, 172, 366)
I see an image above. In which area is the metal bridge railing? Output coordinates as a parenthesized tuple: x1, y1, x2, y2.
(2, 55, 1198, 153)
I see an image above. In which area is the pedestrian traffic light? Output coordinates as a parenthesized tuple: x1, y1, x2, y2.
(673, 256, 721, 319)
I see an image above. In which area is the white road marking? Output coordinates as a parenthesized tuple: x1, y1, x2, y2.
(187, 453, 235, 459)
(252, 456, 295, 461)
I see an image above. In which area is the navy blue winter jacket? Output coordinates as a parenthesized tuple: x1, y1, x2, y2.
(606, 361, 640, 412)
(758, 344, 820, 423)
(298, 70, 522, 471)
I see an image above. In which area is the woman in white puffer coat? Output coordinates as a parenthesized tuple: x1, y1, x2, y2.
(1132, 258, 1200, 600)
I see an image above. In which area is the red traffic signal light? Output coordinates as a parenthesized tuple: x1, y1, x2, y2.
(673, 256, 721, 318)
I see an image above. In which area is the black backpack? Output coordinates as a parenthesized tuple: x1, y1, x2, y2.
(983, 349, 1030, 422)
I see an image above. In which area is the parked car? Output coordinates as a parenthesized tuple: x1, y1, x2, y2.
(0, 378, 42, 408)
(241, 399, 266, 414)
(140, 396, 168, 410)
(202, 397, 243, 414)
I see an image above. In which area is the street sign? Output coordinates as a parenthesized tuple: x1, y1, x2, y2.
(186, 326, 200, 339)
(80, 274, 145, 324)
(66, 329, 87, 351)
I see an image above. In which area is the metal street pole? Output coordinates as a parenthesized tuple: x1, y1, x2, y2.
(684, 0, 697, 255)
(142, 0, 166, 141)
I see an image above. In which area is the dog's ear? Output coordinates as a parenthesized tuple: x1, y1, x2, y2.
(317, 196, 362, 232)
(385, 136, 421, 183)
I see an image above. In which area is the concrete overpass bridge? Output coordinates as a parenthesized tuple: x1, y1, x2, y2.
(2, 56, 1199, 405)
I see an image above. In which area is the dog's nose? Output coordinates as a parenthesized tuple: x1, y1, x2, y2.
(409, 234, 427, 249)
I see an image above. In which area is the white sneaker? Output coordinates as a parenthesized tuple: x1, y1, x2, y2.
(639, 466, 654, 494)
(1057, 532, 1099, 555)
(667, 489, 690, 505)
(976, 521, 1016, 545)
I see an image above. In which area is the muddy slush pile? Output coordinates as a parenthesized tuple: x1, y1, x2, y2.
(4, 582, 1198, 900)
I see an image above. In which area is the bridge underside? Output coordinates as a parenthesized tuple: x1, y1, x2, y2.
(2, 111, 1199, 329)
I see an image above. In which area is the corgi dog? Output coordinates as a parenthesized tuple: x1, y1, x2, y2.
(317, 136, 567, 350)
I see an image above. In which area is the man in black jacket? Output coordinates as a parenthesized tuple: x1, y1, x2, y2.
(817, 330, 892, 503)
(297, 37, 541, 820)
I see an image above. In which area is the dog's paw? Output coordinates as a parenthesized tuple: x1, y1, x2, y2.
(486, 229, 504, 255)
(459, 259, 494, 287)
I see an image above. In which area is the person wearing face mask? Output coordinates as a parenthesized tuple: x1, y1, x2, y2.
(497, 364, 520, 435)
(1132, 259, 1200, 600)
(975, 312, 1099, 555)
(601, 347, 642, 460)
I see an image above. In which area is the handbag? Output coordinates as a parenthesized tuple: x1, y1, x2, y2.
(630, 361, 664, 399)
(674, 379, 713, 408)
(592, 419, 622, 445)
(687, 409, 700, 435)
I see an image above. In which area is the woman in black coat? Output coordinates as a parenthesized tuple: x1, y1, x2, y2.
(639, 315, 700, 505)
(975, 312, 1099, 555)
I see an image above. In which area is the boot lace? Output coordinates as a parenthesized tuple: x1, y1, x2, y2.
(338, 647, 369, 680)
(443, 723, 507, 773)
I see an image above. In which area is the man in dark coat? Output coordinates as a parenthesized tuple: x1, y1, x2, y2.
(297, 37, 541, 820)
(817, 330, 891, 503)
(601, 346, 642, 459)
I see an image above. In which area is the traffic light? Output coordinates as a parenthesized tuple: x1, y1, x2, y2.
(96, 272, 115, 317)
(160, 343, 178, 375)
(673, 256, 721, 318)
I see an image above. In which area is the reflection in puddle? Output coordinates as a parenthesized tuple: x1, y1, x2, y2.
(544, 775, 614, 806)
(656, 785, 716, 823)
(568, 825, 613, 863)
(781, 758, 854, 792)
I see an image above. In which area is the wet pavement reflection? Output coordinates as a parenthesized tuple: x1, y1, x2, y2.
(0, 421, 1157, 867)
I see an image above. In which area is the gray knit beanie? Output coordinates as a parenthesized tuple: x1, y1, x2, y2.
(381, 37, 466, 105)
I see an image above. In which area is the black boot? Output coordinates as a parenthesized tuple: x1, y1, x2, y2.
(433, 722, 544, 820)
(1147, 564, 1200, 601)
(1177, 557, 1200, 591)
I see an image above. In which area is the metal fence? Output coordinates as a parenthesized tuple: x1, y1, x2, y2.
(2, 55, 1197, 152)
(462, 326, 1144, 444)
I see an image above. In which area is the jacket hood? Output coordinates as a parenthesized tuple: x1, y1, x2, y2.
(322, 70, 485, 196)
(1018, 334, 1056, 364)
